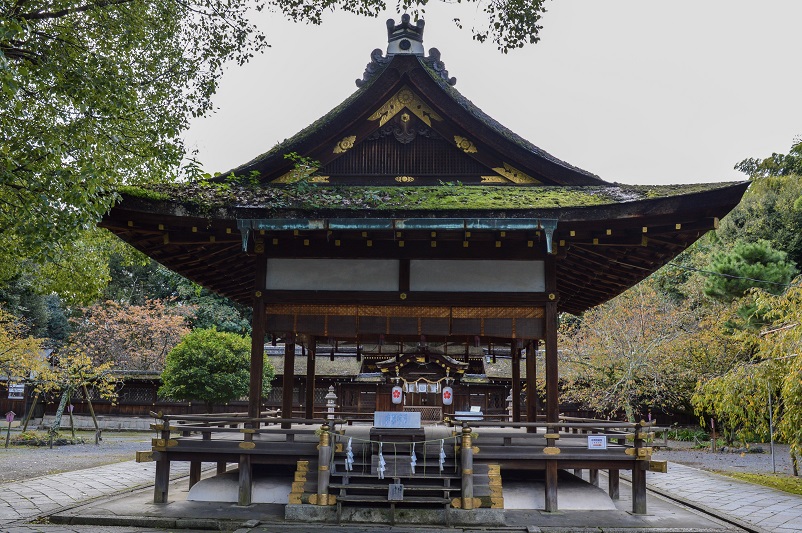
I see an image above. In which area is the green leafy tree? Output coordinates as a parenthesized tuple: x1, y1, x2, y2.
(704, 240, 797, 303)
(693, 281, 802, 475)
(159, 328, 273, 412)
(717, 176, 802, 267)
(1, 0, 268, 284)
(736, 139, 802, 178)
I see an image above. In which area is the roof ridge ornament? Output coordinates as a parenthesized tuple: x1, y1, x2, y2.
(356, 48, 391, 87)
(422, 48, 457, 86)
(387, 14, 425, 55)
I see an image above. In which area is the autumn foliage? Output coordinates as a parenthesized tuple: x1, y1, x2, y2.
(69, 300, 192, 372)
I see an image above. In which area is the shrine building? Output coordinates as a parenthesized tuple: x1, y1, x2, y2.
(100, 16, 748, 522)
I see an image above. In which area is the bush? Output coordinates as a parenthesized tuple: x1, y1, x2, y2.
(159, 328, 274, 411)
(657, 427, 710, 442)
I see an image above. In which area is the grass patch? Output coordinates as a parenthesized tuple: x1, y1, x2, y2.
(719, 472, 802, 496)
(10, 431, 86, 446)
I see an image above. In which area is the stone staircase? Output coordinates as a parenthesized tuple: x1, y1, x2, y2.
(287, 430, 503, 524)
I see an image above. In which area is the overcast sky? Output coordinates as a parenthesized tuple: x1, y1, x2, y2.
(184, 0, 802, 185)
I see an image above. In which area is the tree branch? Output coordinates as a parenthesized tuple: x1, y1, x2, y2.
(19, 0, 136, 21)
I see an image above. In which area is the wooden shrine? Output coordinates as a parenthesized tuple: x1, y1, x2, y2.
(101, 16, 748, 517)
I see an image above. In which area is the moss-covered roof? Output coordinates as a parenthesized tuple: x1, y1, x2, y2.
(123, 181, 743, 215)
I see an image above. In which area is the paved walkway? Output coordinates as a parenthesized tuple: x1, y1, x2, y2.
(644, 462, 802, 533)
(1, 459, 801, 532)
(0, 460, 191, 533)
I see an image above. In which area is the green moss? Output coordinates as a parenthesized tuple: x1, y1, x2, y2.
(720, 472, 802, 496)
(139, 181, 742, 213)
(119, 185, 170, 201)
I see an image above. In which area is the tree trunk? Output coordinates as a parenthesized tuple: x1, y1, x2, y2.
(22, 392, 39, 431)
(82, 385, 101, 445)
(792, 450, 799, 477)
(49, 387, 73, 441)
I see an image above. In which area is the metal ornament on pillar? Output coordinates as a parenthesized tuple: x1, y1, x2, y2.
(391, 385, 403, 404)
(442, 386, 453, 406)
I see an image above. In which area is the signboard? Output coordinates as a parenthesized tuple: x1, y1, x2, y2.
(7, 384, 24, 400)
(373, 411, 421, 429)
(587, 435, 607, 450)
(388, 483, 404, 501)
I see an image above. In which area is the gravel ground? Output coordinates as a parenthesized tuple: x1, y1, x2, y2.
(654, 439, 797, 475)
(0, 430, 152, 483)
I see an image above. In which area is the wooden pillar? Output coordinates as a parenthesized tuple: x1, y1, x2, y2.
(545, 460, 558, 512)
(589, 468, 599, 487)
(282, 339, 296, 429)
(511, 343, 521, 423)
(544, 254, 559, 512)
(153, 453, 170, 503)
(153, 421, 171, 503)
(305, 337, 317, 419)
(632, 426, 647, 513)
(248, 252, 267, 421)
(544, 254, 559, 424)
(238, 454, 252, 506)
(632, 462, 647, 514)
(189, 461, 201, 489)
(608, 469, 620, 500)
(526, 340, 537, 431)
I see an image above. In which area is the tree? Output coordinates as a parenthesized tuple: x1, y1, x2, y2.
(104, 255, 252, 334)
(716, 175, 802, 267)
(45, 346, 120, 441)
(0, 306, 47, 385)
(159, 328, 274, 412)
(559, 282, 698, 421)
(1, 0, 269, 279)
(704, 240, 797, 303)
(69, 299, 192, 372)
(693, 281, 802, 475)
(736, 139, 802, 178)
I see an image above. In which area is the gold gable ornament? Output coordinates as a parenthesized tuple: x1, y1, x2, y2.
(369, 87, 442, 127)
(492, 163, 541, 185)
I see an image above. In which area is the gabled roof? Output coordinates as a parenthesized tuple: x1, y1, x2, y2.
(100, 20, 749, 318)
(218, 49, 606, 187)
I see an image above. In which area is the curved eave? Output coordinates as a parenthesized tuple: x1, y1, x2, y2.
(100, 181, 748, 315)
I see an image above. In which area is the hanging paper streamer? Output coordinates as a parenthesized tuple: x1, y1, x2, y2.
(377, 442, 386, 479)
(345, 437, 354, 471)
(439, 439, 446, 472)
(410, 442, 417, 474)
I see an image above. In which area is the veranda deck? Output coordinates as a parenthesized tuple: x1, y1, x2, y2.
(146, 413, 659, 514)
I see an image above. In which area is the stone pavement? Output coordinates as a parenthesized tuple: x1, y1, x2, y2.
(641, 462, 802, 533)
(0, 460, 192, 533)
(1, 458, 801, 532)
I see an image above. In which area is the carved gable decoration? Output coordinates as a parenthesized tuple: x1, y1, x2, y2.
(368, 87, 442, 127)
